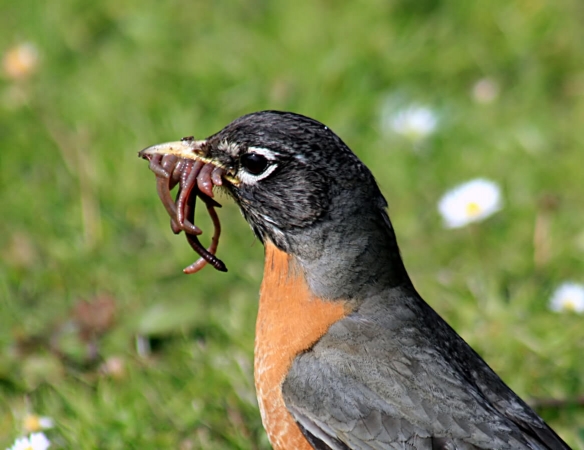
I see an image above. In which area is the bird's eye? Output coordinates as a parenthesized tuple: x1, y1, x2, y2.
(241, 153, 269, 175)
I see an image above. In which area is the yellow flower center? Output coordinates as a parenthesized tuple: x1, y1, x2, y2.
(465, 201, 482, 217)
(562, 299, 577, 311)
(24, 415, 41, 432)
(3, 45, 38, 80)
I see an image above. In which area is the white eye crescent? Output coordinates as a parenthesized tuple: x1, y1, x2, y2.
(237, 147, 279, 184)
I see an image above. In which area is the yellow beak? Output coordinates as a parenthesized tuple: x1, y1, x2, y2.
(139, 138, 211, 162)
(138, 138, 240, 185)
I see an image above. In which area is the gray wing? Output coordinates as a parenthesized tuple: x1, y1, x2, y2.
(282, 290, 569, 450)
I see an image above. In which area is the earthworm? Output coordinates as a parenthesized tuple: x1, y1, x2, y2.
(142, 153, 227, 273)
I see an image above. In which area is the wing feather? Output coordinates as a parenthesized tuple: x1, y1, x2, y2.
(282, 290, 569, 449)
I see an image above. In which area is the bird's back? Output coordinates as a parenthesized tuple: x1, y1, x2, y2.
(282, 285, 570, 449)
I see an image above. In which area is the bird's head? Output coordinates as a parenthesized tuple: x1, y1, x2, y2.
(140, 111, 388, 255)
(141, 111, 410, 296)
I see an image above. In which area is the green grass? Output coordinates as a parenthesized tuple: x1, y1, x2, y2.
(2, 0, 584, 448)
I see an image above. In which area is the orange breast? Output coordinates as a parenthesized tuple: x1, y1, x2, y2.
(254, 241, 350, 450)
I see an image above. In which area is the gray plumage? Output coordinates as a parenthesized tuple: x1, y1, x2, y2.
(202, 111, 569, 449)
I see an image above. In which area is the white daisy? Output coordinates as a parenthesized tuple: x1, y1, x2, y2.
(549, 282, 584, 313)
(387, 105, 438, 141)
(2, 43, 39, 80)
(471, 78, 500, 104)
(23, 414, 54, 433)
(438, 179, 503, 228)
(7, 432, 50, 450)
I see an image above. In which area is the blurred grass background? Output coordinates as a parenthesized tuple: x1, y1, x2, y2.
(1, 0, 584, 448)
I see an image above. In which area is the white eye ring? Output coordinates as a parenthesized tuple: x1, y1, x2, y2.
(237, 147, 279, 185)
(238, 163, 278, 184)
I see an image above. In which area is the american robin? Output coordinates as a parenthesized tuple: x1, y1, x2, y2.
(141, 111, 569, 449)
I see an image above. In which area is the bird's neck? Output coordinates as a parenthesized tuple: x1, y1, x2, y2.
(286, 208, 412, 301)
